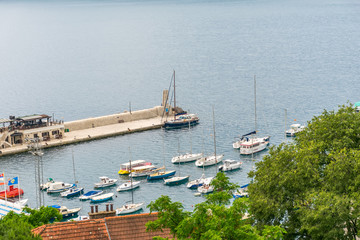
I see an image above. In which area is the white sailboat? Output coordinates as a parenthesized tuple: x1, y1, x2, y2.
(171, 121, 202, 163)
(195, 106, 224, 167)
(116, 149, 144, 215)
(117, 155, 141, 192)
(239, 75, 270, 155)
(197, 106, 221, 195)
(61, 150, 84, 197)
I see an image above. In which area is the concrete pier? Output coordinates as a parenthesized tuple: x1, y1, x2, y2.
(0, 106, 169, 157)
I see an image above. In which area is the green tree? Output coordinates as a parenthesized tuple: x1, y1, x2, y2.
(249, 103, 360, 239)
(0, 206, 62, 240)
(146, 172, 285, 240)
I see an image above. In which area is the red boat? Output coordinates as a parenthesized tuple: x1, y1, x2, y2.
(0, 185, 24, 198)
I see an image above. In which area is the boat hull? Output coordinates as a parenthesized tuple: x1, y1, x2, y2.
(164, 176, 189, 186)
(90, 193, 114, 203)
(79, 190, 103, 200)
(116, 203, 144, 215)
(117, 181, 141, 192)
(147, 170, 176, 180)
(164, 119, 199, 129)
(171, 153, 202, 163)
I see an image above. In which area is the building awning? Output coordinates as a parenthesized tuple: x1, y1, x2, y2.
(22, 125, 64, 134)
(17, 114, 50, 121)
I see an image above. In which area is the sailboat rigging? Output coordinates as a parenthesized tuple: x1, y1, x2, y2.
(116, 148, 144, 215)
(238, 75, 270, 155)
(163, 70, 200, 129)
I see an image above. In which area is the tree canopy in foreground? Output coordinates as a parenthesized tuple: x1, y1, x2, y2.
(146, 172, 285, 240)
(0, 206, 62, 239)
(249, 103, 360, 239)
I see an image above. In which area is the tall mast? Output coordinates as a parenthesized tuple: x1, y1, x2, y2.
(212, 105, 217, 172)
(72, 149, 77, 185)
(129, 147, 134, 204)
(173, 70, 176, 120)
(254, 75, 257, 133)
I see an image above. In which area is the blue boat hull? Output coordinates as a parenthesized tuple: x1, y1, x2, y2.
(147, 170, 176, 180)
(164, 119, 199, 129)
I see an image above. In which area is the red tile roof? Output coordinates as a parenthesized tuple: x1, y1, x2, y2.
(32, 213, 173, 240)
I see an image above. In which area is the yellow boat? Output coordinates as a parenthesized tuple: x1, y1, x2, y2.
(118, 160, 149, 175)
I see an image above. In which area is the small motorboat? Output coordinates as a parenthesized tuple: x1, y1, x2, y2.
(116, 202, 144, 215)
(198, 184, 214, 194)
(187, 174, 213, 189)
(51, 205, 81, 218)
(171, 153, 202, 163)
(47, 182, 75, 193)
(60, 186, 84, 198)
(94, 177, 117, 188)
(286, 124, 305, 137)
(116, 181, 141, 192)
(147, 169, 176, 180)
(233, 184, 249, 199)
(218, 159, 242, 172)
(164, 175, 190, 186)
(90, 193, 114, 203)
(40, 178, 55, 190)
(195, 154, 224, 167)
(79, 190, 103, 200)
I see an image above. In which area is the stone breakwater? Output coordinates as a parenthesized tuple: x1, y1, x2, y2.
(0, 106, 168, 157)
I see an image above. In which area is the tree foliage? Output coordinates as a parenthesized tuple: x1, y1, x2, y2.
(0, 206, 62, 239)
(146, 172, 285, 239)
(249, 103, 360, 239)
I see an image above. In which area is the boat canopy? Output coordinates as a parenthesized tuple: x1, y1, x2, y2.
(354, 102, 360, 107)
(242, 131, 256, 137)
(120, 160, 146, 167)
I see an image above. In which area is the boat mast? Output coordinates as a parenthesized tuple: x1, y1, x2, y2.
(284, 109, 287, 140)
(254, 75, 257, 133)
(72, 149, 77, 185)
(129, 147, 134, 204)
(212, 105, 217, 173)
(189, 120, 192, 154)
(173, 70, 176, 120)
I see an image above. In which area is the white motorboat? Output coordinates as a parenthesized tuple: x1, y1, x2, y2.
(60, 187, 84, 197)
(47, 182, 75, 193)
(195, 154, 224, 167)
(218, 159, 242, 172)
(116, 202, 144, 215)
(128, 165, 157, 178)
(239, 137, 270, 155)
(198, 184, 214, 194)
(117, 181, 141, 192)
(94, 177, 117, 188)
(286, 123, 305, 137)
(79, 190, 103, 200)
(51, 205, 81, 218)
(187, 174, 213, 189)
(40, 178, 55, 190)
(164, 175, 190, 186)
(171, 153, 202, 163)
(90, 193, 114, 203)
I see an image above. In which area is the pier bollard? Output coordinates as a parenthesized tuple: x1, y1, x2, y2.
(90, 206, 94, 213)
(106, 204, 109, 212)
(95, 205, 98, 213)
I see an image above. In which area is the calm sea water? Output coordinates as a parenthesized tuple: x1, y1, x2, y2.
(1, 0, 360, 216)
